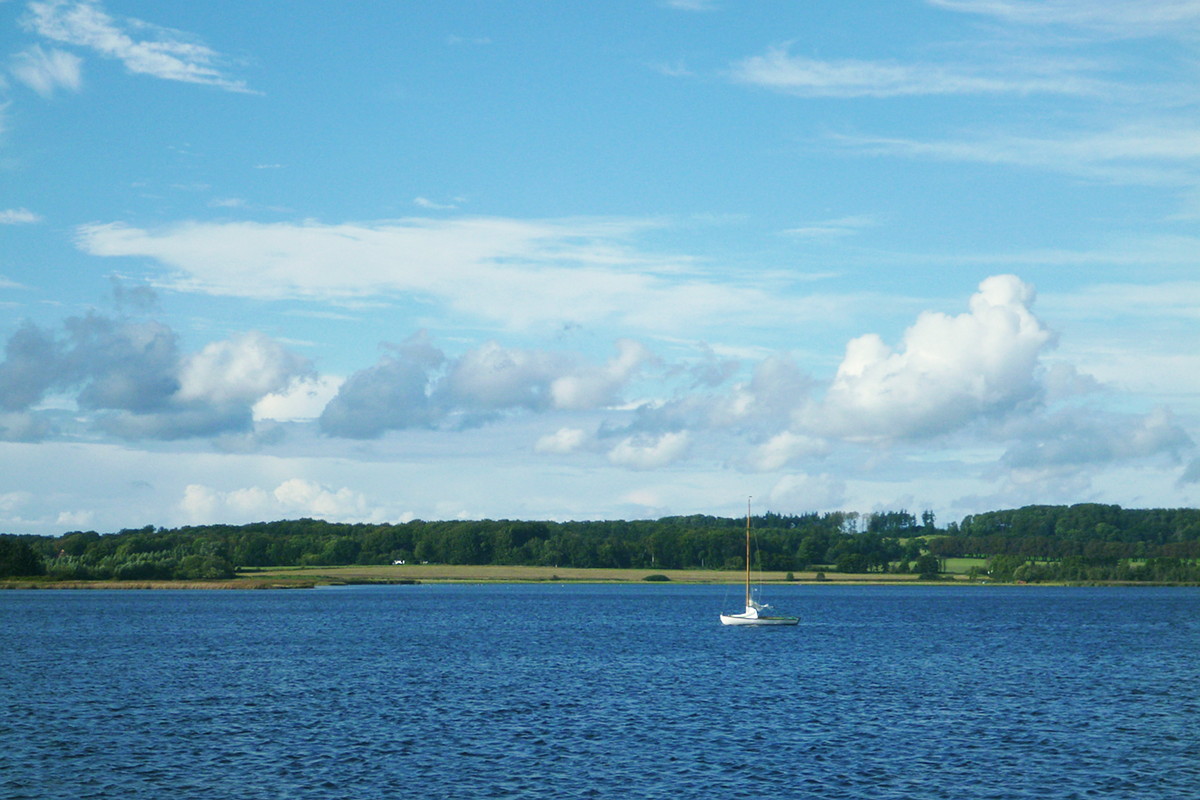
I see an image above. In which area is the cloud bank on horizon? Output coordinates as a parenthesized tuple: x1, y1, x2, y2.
(0, 0, 1197, 534)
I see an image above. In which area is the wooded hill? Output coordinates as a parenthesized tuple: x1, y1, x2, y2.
(2, 503, 1199, 583)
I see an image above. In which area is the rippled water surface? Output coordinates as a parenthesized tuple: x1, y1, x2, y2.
(4, 584, 1199, 799)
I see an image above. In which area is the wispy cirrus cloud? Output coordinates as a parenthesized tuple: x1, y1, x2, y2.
(0, 208, 43, 224)
(74, 216, 803, 335)
(22, 0, 253, 93)
(661, 0, 719, 11)
(413, 196, 462, 211)
(730, 47, 1108, 98)
(927, 0, 1200, 37)
(9, 45, 81, 96)
(784, 215, 877, 240)
(834, 124, 1200, 186)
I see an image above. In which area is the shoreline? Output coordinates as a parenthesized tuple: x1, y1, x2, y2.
(3, 564, 1197, 590)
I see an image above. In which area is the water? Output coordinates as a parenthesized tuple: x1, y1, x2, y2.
(3, 584, 1198, 799)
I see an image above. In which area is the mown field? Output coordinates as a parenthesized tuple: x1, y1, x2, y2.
(240, 563, 954, 585)
(2, 563, 981, 590)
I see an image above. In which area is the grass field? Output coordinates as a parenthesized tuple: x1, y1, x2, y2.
(941, 557, 989, 574)
(1, 564, 977, 590)
(241, 563, 953, 585)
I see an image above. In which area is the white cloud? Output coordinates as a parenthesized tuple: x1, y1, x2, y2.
(535, 427, 587, 455)
(751, 431, 830, 471)
(177, 331, 312, 407)
(24, 0, 253, 93)
(254, 375, 343, 422)
(927, 0, 1200, 36)
(0, 411, 51, 442)
(55, 509, 94, 528)
(767, 473, 847, 512)
(731, 47, 1105, 98)
(439, 341, 565, 412)
(0, 208, 43, 224)
(550, 339, 652, 410)
(74, 216, 787, 334)
(1002, 406, 1192, 469)
(0, 313, 312, 441)
(319, 336, 653, 438)
(784, 215, 877, 240)
(272, 478, 368, 518)
(1050, 279, 1200, 322)
(10, 45, 82, 96)
(0, 490, 34, 514)
(318, 334, 445, 438)
(180, 484, 219, 520)
(662, 0, 718, 11)
(608, 431, 691, 469)
(838, 125, 1200, 186)
(413, 196, 461, 210)
(180, 478, 371, 524)
(813, 275, 1054, 440)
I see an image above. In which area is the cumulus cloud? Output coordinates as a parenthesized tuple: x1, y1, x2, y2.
(535, 427, 588, 455)
(438, 341, 565, 414)
(64, 314, 181, 413)
(751, 431, 830, 471)
(0, 322, 64, 412)
(767, 473, 848, 512)
(24, 0, 253, 92)
(550, 339, 652, 410)
(320, 335, 652, 439)
(0, 412, 52, 443)
(10, 45, 82, 96)
(178, 332, 310, 407)
(813, 275, 1054, 440)
(622, 351, 812, 440)
(180, 479, 371, 524)
(608, 431, 691, 469)
(254, 375, 343, 422)
(318, 334, 444, 438)
(1003, 406, 1192, 469)
(0, 312, 310, 440)
(1180, 458, 1200, 486)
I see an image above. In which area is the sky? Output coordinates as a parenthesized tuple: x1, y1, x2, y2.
(1, 0, 1198, 536)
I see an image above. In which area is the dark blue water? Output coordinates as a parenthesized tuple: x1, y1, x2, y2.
(3, 585, 1198, 799)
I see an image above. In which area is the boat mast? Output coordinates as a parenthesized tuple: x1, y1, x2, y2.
(745, 496, 752, 608)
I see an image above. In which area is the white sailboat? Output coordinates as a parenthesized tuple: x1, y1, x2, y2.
(719, 499, 799, 626)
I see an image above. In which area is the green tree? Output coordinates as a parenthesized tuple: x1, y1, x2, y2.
(914, 554, 941, 580)
(0, 537, 45, 577)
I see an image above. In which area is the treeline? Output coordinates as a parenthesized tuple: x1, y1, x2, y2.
(3, 511, 927, 580)
(1, 503, 1198, 583)
(933, 504, 1200, 559)
(984, 554, 1200, 584)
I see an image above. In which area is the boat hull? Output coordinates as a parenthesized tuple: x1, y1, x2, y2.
(719, 613, 799, 626)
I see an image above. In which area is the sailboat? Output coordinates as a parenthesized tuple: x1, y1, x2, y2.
(719, 499, 799, 626)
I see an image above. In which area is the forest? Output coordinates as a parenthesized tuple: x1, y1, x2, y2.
(2, 503, 1199, 583)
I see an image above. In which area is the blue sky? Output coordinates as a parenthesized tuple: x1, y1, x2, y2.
(2, 0, 1198, 535)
